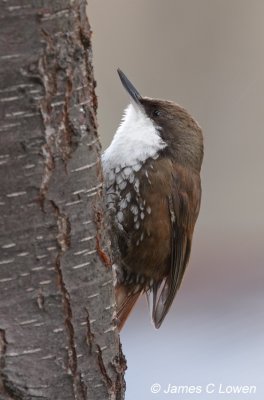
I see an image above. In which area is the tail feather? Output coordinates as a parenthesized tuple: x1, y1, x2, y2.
(115, 284, 142, 330)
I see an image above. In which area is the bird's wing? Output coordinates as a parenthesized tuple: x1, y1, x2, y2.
(151, 166, 201, 328)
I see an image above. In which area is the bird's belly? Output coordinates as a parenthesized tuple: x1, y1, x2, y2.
(105, 157, 174, 283)
(117, 181, 172, 282)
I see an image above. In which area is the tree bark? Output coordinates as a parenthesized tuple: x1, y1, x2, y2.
(0, 1, 126, 399)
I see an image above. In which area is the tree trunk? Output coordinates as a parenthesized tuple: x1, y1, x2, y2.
(0, 1, 126, 399)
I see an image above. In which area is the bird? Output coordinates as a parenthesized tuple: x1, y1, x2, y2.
(102, 69, 203, 330)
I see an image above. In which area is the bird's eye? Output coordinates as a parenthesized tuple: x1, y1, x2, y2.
(152, 109, 161, 117)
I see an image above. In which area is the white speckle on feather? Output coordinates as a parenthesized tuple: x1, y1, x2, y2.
(117, 222, 124, 231)
(123, 167, 132, 177)
(131, 205, 138, 215)
(139, 203, 144, 211)
(133, 163, 141, 172)
(119, 199, 127, 209)
(101, 103, 166, 175)
(134, 178, 140, 193)
(128, 174, 135, 184)
(118, 180, 127, 191)
(107, 170, 115, 185)
(135, 221, 140, 230)
(146, 206, 151, 214)
(116, 174, 123, 185)
(117, 211, 124, 223)
(140, 212, 144, 220)
(126, 192, 131, 202)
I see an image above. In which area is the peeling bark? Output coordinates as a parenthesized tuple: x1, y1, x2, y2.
(0, 1, 126, 399)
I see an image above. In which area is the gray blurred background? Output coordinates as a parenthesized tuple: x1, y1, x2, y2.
(89, 1, 264, 399)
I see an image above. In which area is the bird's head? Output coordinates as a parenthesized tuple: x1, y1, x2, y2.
(117, 69, 203, 172)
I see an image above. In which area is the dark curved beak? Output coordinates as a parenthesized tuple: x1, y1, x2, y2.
(117, 68, 142, 106)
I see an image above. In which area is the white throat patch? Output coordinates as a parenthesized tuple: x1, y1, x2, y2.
(102, 103, 166, 173)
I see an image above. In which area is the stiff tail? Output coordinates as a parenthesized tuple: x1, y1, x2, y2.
(115, 284, 142, 330)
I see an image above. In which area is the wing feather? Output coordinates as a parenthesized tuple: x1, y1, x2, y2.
(152, 167, 201, 328)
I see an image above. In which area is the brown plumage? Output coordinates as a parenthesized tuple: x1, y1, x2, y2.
(102, 70, 203, 329)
